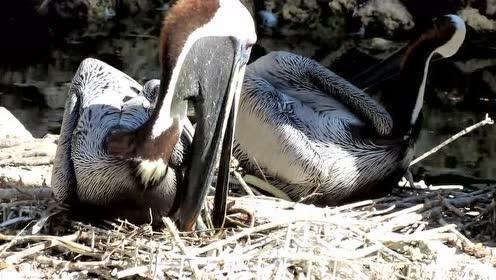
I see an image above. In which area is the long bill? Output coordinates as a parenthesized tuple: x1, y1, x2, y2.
(171, 40, 251, 231)
(349, 45, 445, 92)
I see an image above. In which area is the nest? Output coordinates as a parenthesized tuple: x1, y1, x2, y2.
(1, 182, 496, 279)
(0, 115, 495, 279)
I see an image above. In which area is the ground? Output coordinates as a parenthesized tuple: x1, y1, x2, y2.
(1, 109, 496, 279)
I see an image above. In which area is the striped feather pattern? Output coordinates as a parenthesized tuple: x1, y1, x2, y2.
(51, 58, 191, 222)
(234, 52, 413, 205)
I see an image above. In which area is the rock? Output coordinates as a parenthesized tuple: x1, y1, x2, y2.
(0, 108, 56, 188)
(488, 0, 496, 16)
(0, 107, 33, 147)
(459, 7, 496, 32)
(329, 0, 414, 38)
(281, 0, 318, 24)
(0, 165, 53, 188)
(0, 134, 57, 188)
(454, 58, 496, 74)
(38, 0, 89, 22)
(482, 70, 496, 94)
(42, 85, 70, 109)
(263, 0, 348, 50)
(39, 0, 163, 25)
(468, 0, 496, 17)
(329, 0, 358, 11)
(356, 0, 415, 37)
(258, 10, 278, 28)
(401, 0, 464, 24)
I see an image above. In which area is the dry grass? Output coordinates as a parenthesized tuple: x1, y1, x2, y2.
(1, 182, 496, 279)
(1, 115, 494, 279)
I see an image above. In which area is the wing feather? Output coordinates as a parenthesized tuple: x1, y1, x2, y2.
(248, 51, 393, 136)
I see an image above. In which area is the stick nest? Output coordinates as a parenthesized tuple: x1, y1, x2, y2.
(1, 182, 496, 280)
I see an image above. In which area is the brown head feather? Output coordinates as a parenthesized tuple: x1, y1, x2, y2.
(160, 0, 220, 89)
(401, 16, 457, 70)
(106, 0, 221, 167)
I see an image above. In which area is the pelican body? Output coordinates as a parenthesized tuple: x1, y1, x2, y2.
(234, 15, 466, 205)
(51, 0, 256, 230)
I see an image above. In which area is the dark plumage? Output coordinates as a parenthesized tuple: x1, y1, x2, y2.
(234, 15, 466, 205)
(51, 0, 256, 230)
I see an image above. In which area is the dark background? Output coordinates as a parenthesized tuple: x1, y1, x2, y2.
(1, 0, 496, 183)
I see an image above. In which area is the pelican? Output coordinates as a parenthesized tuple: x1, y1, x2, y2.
(51, 0, 256, 231)
(234, 15, 466, 205)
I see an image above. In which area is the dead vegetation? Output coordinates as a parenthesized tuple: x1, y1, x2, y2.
(1, 181, 496, 279)
(1, 115, 495, 279)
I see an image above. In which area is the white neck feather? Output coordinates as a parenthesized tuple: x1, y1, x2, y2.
(409, 53, 433, 125)
(409, 15, 466, 125)
(150, 0, 256, 139)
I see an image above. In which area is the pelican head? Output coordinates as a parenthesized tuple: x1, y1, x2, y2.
(153, 0, 256, 231)
(432, 15, 466, 58)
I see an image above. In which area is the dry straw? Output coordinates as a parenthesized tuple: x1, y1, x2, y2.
(1, 115, 495, 279)
(1, 183, 496, 279)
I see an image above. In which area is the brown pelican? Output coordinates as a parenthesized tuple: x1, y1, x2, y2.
(51, 0, 256, 231)
(234, 15, 465, 205)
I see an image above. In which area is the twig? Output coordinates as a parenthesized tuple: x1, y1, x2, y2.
(243, 175, 293, 201)
(334, 226, 412, 264)
(122, 33, 157, 39)
(32, 210, 63, 234)
(0, 222, 32, 255)
(190, 221, 288, 256)
(0, 157, 53, 166)
(36, 0, 53, 13)
(430, 185, 464, 190)
(115, 266, 150, 279)
(241, 232, 284, 255)
(0, 217, 33, 228)
(4, 232, 80, 264)
(299, 192, 324, 203)
(252, 157, 269, 183)
(102, 226, 141, 261)
(422, 192, 490, 212)
(226, 207, 255, 228)
(35, 255, 125, 270)
(204, 199, 215, 230)
(442, 199, 465, 217)
(0, 187, 53, 201)
(373, 204, 424, 223)
(162, 218, 202, 279)
(233, 171, 255, 196)
(373, 232, 456, 244)
(295, 185, 323, 204)
(449, 227, 476, 248)
(411, 114, 494, 166)
(226, 216, 250, 228)
(329, 200, 375, 213)
(397, 179, 463, 191)
(0, 232, 99, 257)
(5, 241, 54, 264)
(363, 204, 396, 218)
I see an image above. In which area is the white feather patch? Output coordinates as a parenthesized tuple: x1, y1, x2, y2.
(410, 15, 466, 125)
(436, 15, 466, 58)
(151, 0, 256, 138)
(137, 159, 167, 186)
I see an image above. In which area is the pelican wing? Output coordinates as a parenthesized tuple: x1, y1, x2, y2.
(51, 58, 145, 204)
(249, 51, 393, 136)
(51, 90, 80, 204)
(350, 46, 406, 91)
